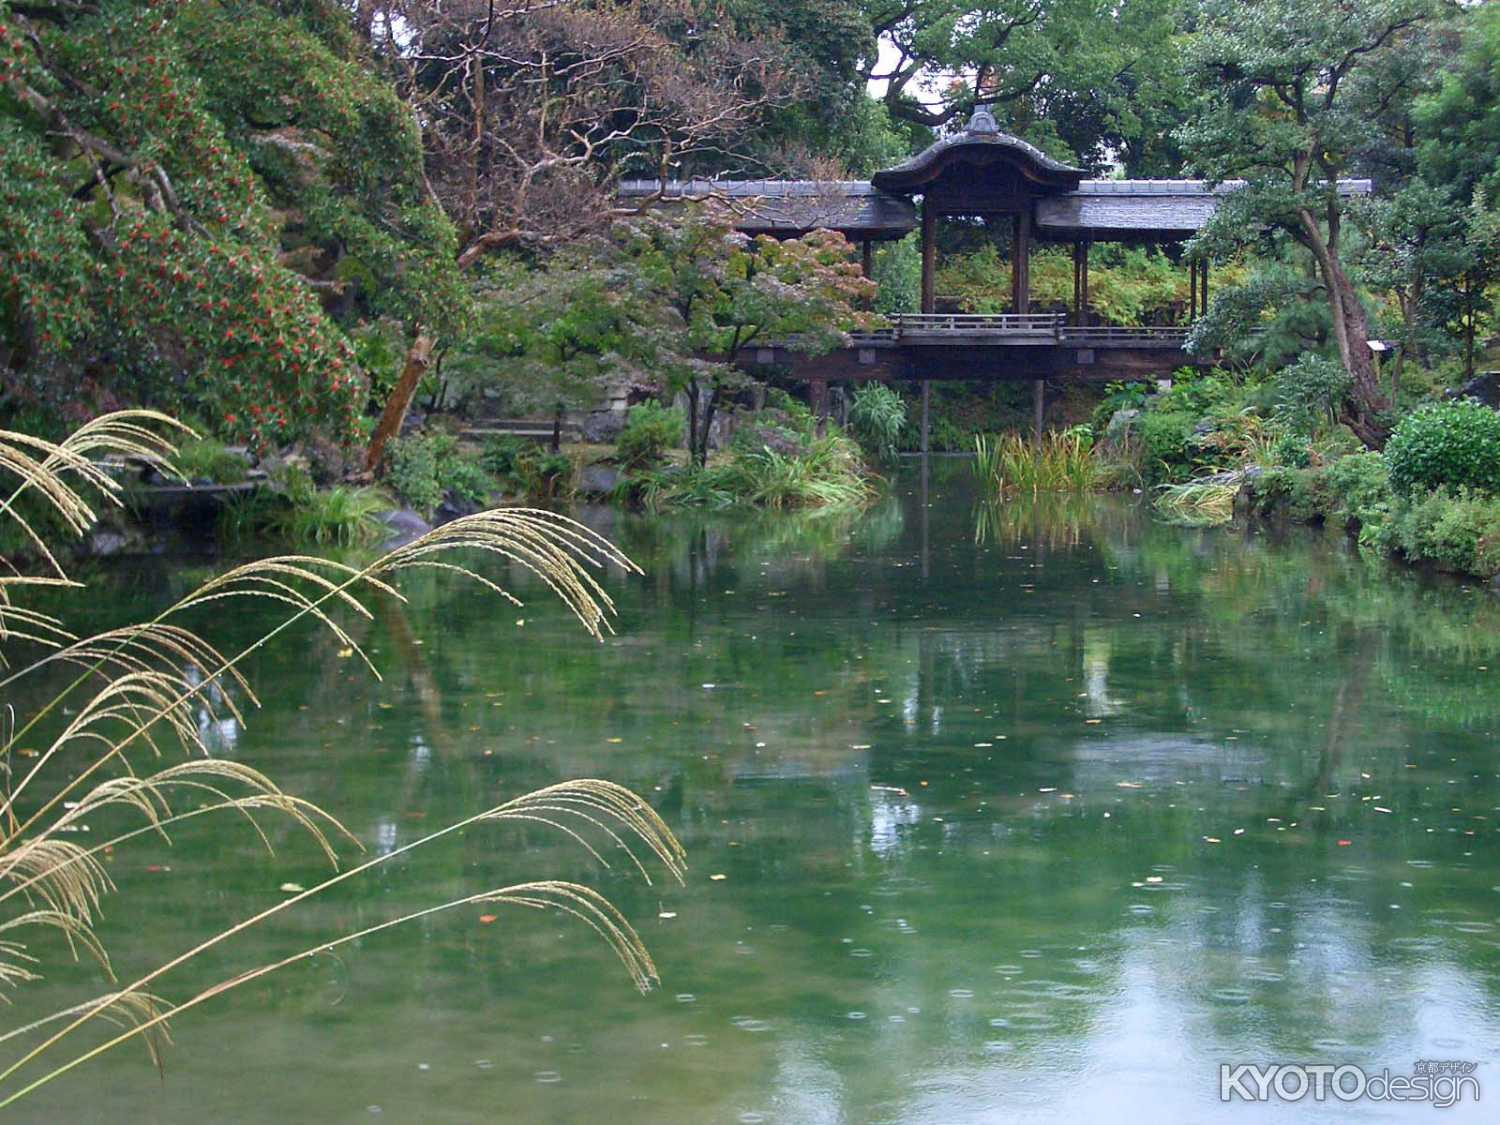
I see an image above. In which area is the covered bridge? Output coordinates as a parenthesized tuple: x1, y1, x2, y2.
(620, 108, 1368, 439)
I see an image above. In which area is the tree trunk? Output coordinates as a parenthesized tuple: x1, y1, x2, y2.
(1300, 214, 1389, 448)
(696, 385, 719, 467)
(364, 332, 434, 474)
(686, 382, 701, 468)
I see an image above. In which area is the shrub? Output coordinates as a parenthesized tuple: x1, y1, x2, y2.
(1374, 487, 1500, 577)
(480, 435, 527, 479)
(616, 402, 685, 469)
(173, 438, 249, 485)
(1323, 452, 1392, 527)
(277, 484, 392, 546)
(1385, 400, 1500, 496)
(1138, 411, 1195, 483)
(386, 434, 495, 514)
(1272, 430, 1311, 468)
(620, 430, 872, 511)
(385, 435, 444, 514)
(518, 450, 575, 502)
(442, 457, 495, 508)
(848, 383, 907, 464)
(1271, 354, 1350, 428)
(1244, 466, 1317, 522)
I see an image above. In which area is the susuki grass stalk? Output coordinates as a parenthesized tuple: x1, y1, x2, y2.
(0, 413, 683, 1104)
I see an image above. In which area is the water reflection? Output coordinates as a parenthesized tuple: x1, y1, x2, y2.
(10, 466, 1500, 1123)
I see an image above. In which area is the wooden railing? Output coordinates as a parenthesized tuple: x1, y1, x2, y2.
(892, 312, 1064, 334)
(844, 316, 1193, 348)
(1058, 325, 1191, 345)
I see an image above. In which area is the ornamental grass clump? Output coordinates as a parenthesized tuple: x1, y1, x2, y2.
(973, 428, 1099, 494)
(0, 412, 682, 1106)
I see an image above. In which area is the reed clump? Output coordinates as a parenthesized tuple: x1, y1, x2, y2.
(973, 428, 1100, 495)
(1152, 479, 1239, 526)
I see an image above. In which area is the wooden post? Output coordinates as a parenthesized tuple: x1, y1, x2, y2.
(920, 204, 936, 313)
(1072, 241, 1083, 325)
(861, 239, 873, 280)
(810, 378, 829, 425)
(1080, 237, 1091, 326)
(1189, 260, 1198, 320)
(1032, 378, 1045, 446)
(1201, 258, 1210, 314)
(1011, 210, 1032, 313)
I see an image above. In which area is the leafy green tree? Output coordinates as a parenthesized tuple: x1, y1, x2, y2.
(0, 0, 464, 450)
(1179, 0, 1438, 447)
(861, 0, 1189, 172)
(1411, 1, 1500, 378)
(614, 206, 875, 465)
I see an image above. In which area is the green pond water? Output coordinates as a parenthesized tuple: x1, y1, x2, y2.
(8, 465, 1500, 1123)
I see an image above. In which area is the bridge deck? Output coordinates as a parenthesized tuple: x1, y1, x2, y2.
(747, 312, 1210, 385)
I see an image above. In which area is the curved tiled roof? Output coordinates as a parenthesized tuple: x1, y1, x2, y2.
(616, 178, 917, 240)
(870, 106, 1084, 195)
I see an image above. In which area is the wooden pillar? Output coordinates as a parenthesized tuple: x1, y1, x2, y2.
(861, 239, 873, 280)
(1189, 259, 1198, 320)
(1011, 209, 1032, 313)
(1080, 237, 1091, 326)
(1072, 241, 1083, 325)
(1201, 258, 1210, 314)
(811, 378, 829, 424)
(1032, 378, 1045, 446)
(920, 203, 936, 314)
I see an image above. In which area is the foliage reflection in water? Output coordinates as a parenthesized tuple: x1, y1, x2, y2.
(11, 463, 1500, 1123)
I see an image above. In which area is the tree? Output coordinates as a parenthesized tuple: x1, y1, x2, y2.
(1179, 0, 1437, 447)
(1411, 0, 1500, 378)
(386, 0, 801, 259)
(860, 0, 1189, 173)
(0, 0, 465, 450)
(613, 206, 875, 465)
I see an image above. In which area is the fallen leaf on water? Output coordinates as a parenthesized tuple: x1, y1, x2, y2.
(606, 737, 623, 744)
(280, 882, 304, 893)
(658, 911, 677, 920)
(479, 914, 498, 925)
(709, 874, 727, 881)
(336, 647, 354, 659)
(1203, 837, 1221, 844)
(1338, 839, 1352, 846)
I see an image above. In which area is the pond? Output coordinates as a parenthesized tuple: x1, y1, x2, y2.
(9, 464, 1500, 1122)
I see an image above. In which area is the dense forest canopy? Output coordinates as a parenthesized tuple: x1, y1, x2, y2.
(1, 0, 1497, 457)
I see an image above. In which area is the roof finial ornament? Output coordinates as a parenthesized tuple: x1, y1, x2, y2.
(966, 103, 1000, 135)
